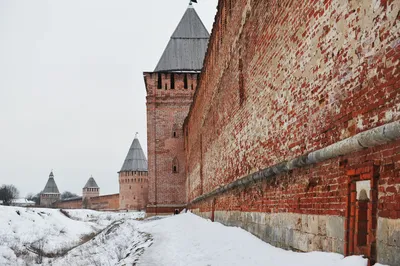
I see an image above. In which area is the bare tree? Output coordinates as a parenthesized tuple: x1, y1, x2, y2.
(61, 191, 79, 200)
(26, 192, 41, 205)
(0, 184, 19, 206)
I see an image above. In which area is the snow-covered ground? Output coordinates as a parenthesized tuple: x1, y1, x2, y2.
(0, 206, 144, 265)
(137, 213, 370, 266)
(0, 206, 390, 266)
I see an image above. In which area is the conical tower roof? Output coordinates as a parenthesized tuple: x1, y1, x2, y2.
(83, 176, 99, 188)
(42, 171, 60, 194)
(154, 4, 210, 72)
(120, 135, 148, 172)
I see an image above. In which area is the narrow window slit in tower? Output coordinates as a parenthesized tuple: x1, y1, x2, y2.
(184, 74, 188, 89)
(239, 57, 245, 106)
(170, 73, 175, 89)
(157, 73, 162, 89)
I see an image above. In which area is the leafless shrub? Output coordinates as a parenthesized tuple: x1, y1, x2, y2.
(115, 246, 125, 261)
(33, 237, 46, 264)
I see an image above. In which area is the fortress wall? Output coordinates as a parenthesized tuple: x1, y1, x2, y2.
(185, 0, 400, 264)
(90, 193, 120, 211)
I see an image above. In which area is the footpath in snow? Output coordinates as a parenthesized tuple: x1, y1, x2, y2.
(137, 212, 374, 266)
(0, 206, 391, 266)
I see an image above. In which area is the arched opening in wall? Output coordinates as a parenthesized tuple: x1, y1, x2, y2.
(346, 165, 378, 264)
(356, 189, 369, 247)
(172, 157, 179, 173)
(172, 123, 179, 138)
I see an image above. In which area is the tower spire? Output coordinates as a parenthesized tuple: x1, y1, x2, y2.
(154, 3, 209, 72)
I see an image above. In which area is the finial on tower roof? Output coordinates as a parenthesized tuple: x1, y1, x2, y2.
(135, 132, 139, 139)
(189, 0, 197, 7)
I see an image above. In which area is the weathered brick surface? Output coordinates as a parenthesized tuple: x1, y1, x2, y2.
(145, 72, 199, 211)
(40, 194, 60, 207)
(54, 193, 120, 210)
(82, 187, 99, 200)
(90, 193, 120, 211)
(189, 140, 400, 216)
(119, 171, 149, 210)
(186, 0, 399, 202)
(184, 0, 400, 264)
(56, 198, 82, 209)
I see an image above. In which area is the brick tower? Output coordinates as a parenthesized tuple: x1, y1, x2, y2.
(119, 134, 149, 211)
(40, 171, 61, 207)
(82, 176, 99, 208)
(144, 3, 209, 215)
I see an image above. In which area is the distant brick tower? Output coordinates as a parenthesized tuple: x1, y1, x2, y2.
(144, 3, 209, 215)
(82, 176, 99, 208)
(119, 134, 149, 211)
(40, 171, 61, 207)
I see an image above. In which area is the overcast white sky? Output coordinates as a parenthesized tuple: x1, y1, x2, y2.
(0, 0, 217, 197)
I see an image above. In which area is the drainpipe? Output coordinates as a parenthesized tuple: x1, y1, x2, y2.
(191, 120, 400, 204)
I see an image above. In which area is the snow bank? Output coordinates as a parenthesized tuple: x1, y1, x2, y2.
(0, 206, 143, 265)
(137, 212, 369, 266)
(0, 207, 383, 266)
(51, 219, 152, 266)
(0, 206, 97, 255)
(65, 209, 145, 226)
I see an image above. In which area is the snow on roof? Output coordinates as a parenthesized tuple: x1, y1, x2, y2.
(12, 199, 35, 204)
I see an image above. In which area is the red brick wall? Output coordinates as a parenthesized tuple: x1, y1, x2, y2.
(145, 72, 199, 211)
(56, 199, 82, 209)
(184, 0, 400, 264)
(55, 194, 121, 210)
(89, 194, 119, 211)
(119, 171, 148, 210)
(185, 0, 399, 207)
(189, 140, 400, 217)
